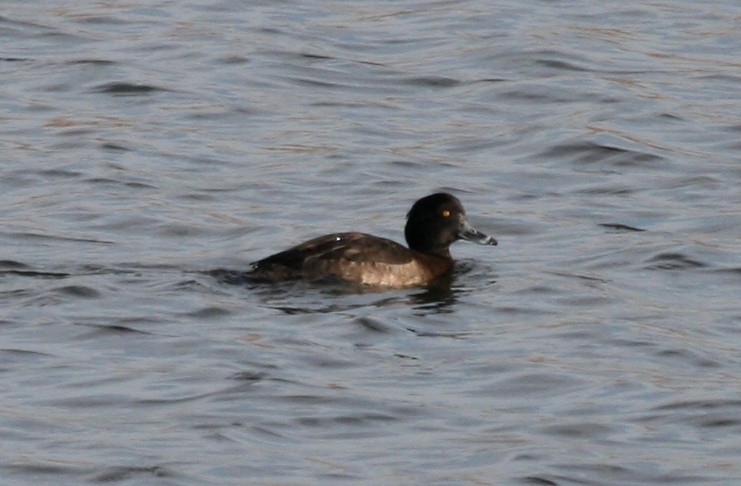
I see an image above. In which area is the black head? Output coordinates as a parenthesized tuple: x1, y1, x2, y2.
(404, 193, 497, 256)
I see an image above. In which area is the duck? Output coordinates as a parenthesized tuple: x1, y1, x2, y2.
(245, 193, 497, 287)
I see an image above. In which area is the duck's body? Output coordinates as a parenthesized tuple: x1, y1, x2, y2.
(249, 231, 452, 287)
(246, 193, 497, 288)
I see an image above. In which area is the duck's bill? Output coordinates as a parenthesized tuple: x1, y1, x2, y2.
(458, 219, 498, 246)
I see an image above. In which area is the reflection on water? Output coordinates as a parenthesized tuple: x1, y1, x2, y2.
(210, 265, 466, 316)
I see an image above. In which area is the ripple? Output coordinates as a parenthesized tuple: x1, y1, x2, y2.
(541, 422, 616, 439)
(99, 142, 130, 152)
(546, 463, 712, 485)
(653, 399, 741, 412)
(185, 306, 233, 319)
(598, 223, 646, 232)
(2, 463, 83, 478)
(645, 252, 707, 270)
(77, 323, 153, 338)
(0, 348, 58, 363)
(92, 82, 168, 96)
(352, 316, 394, 333)
(520, 477, 559, 486)
(91, 465, 176, 483)
(0, 259, 28, 269)
(229, 371, 267, 382)
(66, 59, 115, 66)
(400, 75, 461, 88)
(634, 399, 741, 433)
(54, 285, 100, 299)
(295, 413, 397, 428)
(0, 268, 70, 279)
(539, 141, 663, 167)
(484, 372, 587, 399)
(536, 58, 591, 72)
(3, 231, 114, 245)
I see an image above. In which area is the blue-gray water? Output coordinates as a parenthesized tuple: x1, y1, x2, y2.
(1, 1, 740, 485)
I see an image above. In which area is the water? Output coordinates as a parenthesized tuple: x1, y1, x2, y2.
(1, 1, 740, 484)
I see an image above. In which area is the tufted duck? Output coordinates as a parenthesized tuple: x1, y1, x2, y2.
(246, 193, 497, 287)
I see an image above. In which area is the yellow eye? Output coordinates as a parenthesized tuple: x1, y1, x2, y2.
(441, 210, 451, 218)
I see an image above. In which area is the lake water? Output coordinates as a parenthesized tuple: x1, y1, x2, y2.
(1, 1, 740, 484)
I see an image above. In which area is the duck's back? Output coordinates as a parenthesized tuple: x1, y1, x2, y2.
(246, 232, 450, 286)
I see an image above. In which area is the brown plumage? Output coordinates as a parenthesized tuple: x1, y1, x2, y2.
(246, 193, 497, 288)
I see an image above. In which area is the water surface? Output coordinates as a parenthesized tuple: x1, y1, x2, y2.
(1, 1, 740, 485)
